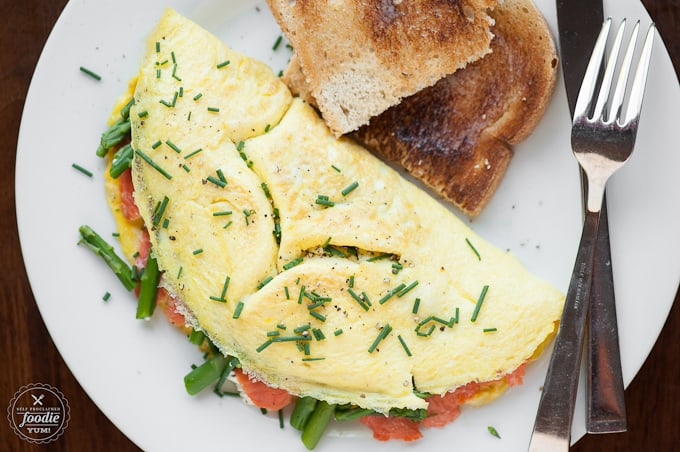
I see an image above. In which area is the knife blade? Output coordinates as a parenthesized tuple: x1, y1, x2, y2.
(556, 0, 627, 435)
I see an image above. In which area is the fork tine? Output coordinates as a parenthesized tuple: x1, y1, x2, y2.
(593, 19, 627, 121)
(623, 23, 656, 125)
(608, 21, 639, 123)
(573, 18, 612, 120)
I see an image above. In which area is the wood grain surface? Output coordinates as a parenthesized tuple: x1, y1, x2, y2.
(1, 1, 677, 451)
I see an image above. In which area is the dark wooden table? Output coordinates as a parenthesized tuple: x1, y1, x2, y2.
(1, 1, 677, 451)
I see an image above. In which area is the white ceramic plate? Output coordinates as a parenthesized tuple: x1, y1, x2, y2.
(16, 0, 680, 451)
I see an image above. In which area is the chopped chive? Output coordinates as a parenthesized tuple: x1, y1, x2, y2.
(284, 286, 290, 299)
(326, 246, 346, 257)
(315, 195, 335, 207)
(171, 91, 179, 107)
(483, 327, 498, 333)
(152, 195, 170, 226)
(488, 426, 501, 439)
(79, 66, 101, 80)
(302, 357, 325, 362)
(412, 298, 421, 314)
(138, 110, 149, 118)
(257, 276, 273, 289)
(267, 330, 281, 337)
(310, 311, 326, 322)
(166, 140, 181, 153)
(155, 41, 160, 52)
(192, 248, 203, 255)
(243, 209, 254, 225)
(283, 257, 303, 271)
(347, 288, 369, 311)
(236, 140, 245, 151)
(378, 283, 406, 304)
(188, 329, 205, 346)
(233, 301, 244, 319)
(341, 181, 359, 196)
(279, 409, 285, 429)
(220, 276, 231, 300)
(272, 35, 283, 51)
(471, 285, 489, 322)
(331, 165, 341, 172)
(209, 295, 226, 303)
(261, 182, 271, 198)
(397, 280, 419, 298)
(193, 93, 203, 101)
(156, 68, 161, 79)
(152, 140, 162, 149)
(391, 261, 404, 274)
(71, 163, 93, 177)
(368, 323, 392, 353)
(349, 275, 355, 288)
(264, 124, 271, 132)
(297, 285, 306, 304)
(277, 323, 287, 330)
(177, 266, 183, 278)
(184, 148, 203, 159)
(256, 339, 273, 352)
(216, 169, 227, 183)
(102, 291, 111, 301)
(294, 323, 311, 333)
(361, 291, 372, 307)
(112, 232, 120, 237)
(182, 164, 191, 173)
(207, 106, 220, 112)
(397, 335, 412, 357)
(159, 99, 173, 108)
(206, 175, 226, 188)
(223, 220, 233, 229)
(333, 329, 343, 336)
(212, 210, 233, 217)
(312, 328, 325, 340)
(272, 335, 311, 342)
(171, 51, 176, 64)
(187, 111, 192, 121)
(216, 60, 231, 68)
(179, 87, 184, 97)
(367, 253, 391, 262)
(455, 307, 460, 323)
(172, 68, 182, 82)
(466, 238, 482, 261)
(135, 149, 172, 179)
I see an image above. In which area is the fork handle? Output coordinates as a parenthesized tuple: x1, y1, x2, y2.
(529, 209, 600, 452)
(587, 198, 627, 433)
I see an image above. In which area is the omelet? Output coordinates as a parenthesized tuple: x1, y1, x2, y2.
(128, 8, 564, 414)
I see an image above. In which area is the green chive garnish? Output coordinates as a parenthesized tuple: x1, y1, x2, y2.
(257, 276, 273, 289)
(341, 181, 359, 196)
(138, 110, 149, 118)
(312, 328, 325, 340)
(102, 292, 111, 302)
(193, 248, 203, 255)
(297, 285, 306, 304)
(233, 301, 244, 319)
(261, 182, 271, 198)
(397, 334, 412, 357)
(310, 311, 326, 322)
(367, 253, 391, 262)
(193, 93, 203, 101)
(283, 257, 303, 271)
(397, 281, 419, 298)
(301, 357, 325, 362)
(212, 210, 233, 217)
(256, 339, 273, 352)
(223, 220, 233, 229)
(216, 169, 227, 183)
(315, 195, 335, 207)
(71, 163, 93, 177)
(272, 35, 283, 51)
(207, 107, 220, 112)
(152, 140, 162, 149)
(471, 285, 489, 322)
(166, 140, 181, 153)
(378, 283, 406, 304)
(348, 288, 369, 311)
(368, 323, 392, 353)
(294, 323, 311, 333)
(79, 66, 101, 80)
(160, 99, 173, 108)
(182, 164, 191, 173)
(135, 149, 172, 179)
(412, 298, 421, 314)
(155, 41, 160, 52)
(483, 327, 497, 333)
(349, 275, 355, 288)
(331, 165, 341, 172)
(466, 238, 482, 261)
(334, 329, 343, 336)
(152, 195, 170, 227)
(284, 286, 290, 299)
(217, 60, 231, 68)
(171, 51, 176, 64)
(184, 148, 203, 159)
(488, 426, 501, 439)
(206, 175, 226, 188)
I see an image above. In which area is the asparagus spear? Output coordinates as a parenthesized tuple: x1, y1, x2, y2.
(290, 397, 318, 430)
(109, 143, 133, 178)
(301, 401, 335, 450)
(78, 225, 136, 291)
(95, 117, 131, 157)
(184, 354, 228, 395)
(135, 253, 159, 319)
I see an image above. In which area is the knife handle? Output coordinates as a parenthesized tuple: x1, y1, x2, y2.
(587, 195, 627, 433)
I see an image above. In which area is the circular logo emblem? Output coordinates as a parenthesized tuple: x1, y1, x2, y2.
(7, 383, 70, 444)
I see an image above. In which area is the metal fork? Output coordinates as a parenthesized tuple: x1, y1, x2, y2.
(528, 18, 655, 452)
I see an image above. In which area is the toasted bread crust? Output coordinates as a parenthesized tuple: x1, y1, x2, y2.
(268, 0, 498, 135)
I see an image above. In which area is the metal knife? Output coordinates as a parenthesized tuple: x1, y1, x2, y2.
(556, 0, 627, 435)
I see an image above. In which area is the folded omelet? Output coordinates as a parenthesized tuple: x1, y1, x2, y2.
(129, 8, 564, 413)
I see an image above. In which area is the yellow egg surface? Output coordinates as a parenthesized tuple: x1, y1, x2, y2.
(129, 8, 564, 414)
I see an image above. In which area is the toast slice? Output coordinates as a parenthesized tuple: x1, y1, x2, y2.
(267, 0, 498, 136)
(284, 0, 558, 216)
